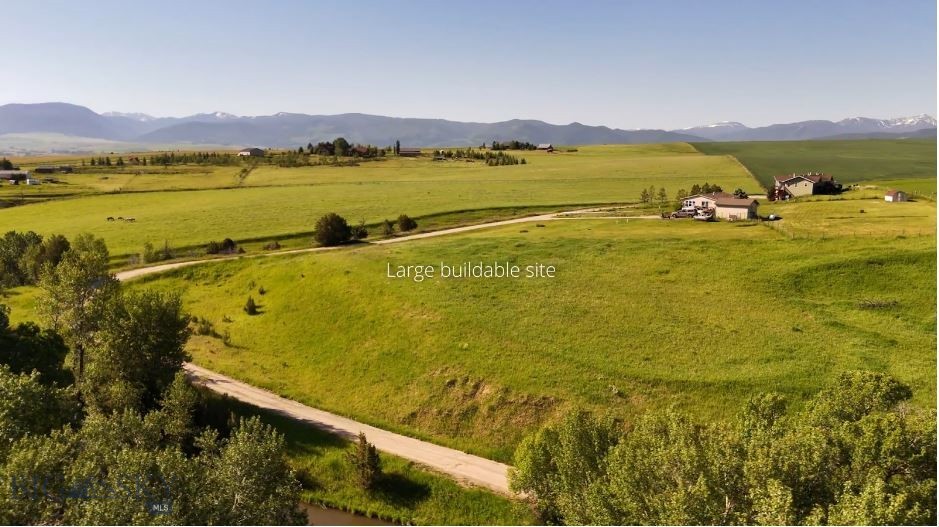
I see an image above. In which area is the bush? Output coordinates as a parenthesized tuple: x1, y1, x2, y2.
(351, 220, 368, 240)
(381, 219, 395, 236)
(206, 238, 238, 255)
(142, 240, 174, 263)
(262, 241, 281, 251)
(243, 296, 258, 315)
(313, 213, 352, 246)
(397, 214, 418, 232)
(192, 316, 216, 336)
(347, 432, 382, 490)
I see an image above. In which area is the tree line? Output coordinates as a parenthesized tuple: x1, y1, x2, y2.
(0, 233, 306, 524)
(435, 148, 526, 166)
(488, 140, 538, 151)
(510, 371, 936, 525)
(639, 183, 733, 207)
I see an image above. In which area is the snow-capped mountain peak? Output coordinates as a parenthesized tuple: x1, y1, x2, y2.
(682, 121, 747, 130)
(103, 111, 157, 122)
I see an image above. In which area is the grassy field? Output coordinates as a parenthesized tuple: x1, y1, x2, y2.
(15, 199, 915, 462)
(0, 144, 756, 258)
(692, 139, 937, 195)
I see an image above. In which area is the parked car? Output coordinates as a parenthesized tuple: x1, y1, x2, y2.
(670, 210, 695, 218)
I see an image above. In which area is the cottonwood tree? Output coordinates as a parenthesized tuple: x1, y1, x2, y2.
(0, 304, 71, 386)
(656, 187, 669, 206)
(199, 416, 306, 524)
(510, 410, 619, 524)
(36, 234, 119, 385)
(82, 290, 191, 413)
(0, 366, 78, 462)
(510, 372, 936, 525)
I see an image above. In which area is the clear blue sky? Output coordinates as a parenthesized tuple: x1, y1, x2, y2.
(4, 0, 935, 129)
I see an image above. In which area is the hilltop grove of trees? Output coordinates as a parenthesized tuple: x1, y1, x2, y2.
(511, 371, 936, 525)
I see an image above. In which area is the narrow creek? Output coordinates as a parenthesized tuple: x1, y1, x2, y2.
(300, 502, 394, 526)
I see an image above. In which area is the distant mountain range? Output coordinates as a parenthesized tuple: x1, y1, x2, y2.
(0, 102, 935, 153)
(679, 115, 937, 141)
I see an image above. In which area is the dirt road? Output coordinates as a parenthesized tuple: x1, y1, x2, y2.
(184, 363, 512, 494)
(116, 207, 622, 281)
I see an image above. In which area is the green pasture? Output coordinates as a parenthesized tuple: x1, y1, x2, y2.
(692, 139, 936, 191)
(89, 211, 933, 462)
(0, 144, 755, 258)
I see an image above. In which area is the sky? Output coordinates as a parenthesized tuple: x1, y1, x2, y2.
(4, 0, 936, 129)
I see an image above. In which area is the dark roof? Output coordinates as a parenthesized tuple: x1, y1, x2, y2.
(715, 196, 758, 207)
(774, 172, 833, 184)
(398, 147, 421, 152)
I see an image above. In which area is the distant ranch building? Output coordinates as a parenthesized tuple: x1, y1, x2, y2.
(237, 147, 265, 157)
(681, 191, 759, 221)
(772, 172, 840, 200)
(0, 170, 29, 184)
(35, 165, 73, 174)
(536, 143, 554, 152)
(398, 147, 422, 157)
(885, 189, 908, 202)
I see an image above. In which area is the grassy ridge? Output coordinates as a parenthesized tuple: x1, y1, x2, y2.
(692, 139, 937, 193)
(97, 199, 934, 462)
(0, 144, 756, 257)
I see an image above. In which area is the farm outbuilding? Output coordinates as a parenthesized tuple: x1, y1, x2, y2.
(713, 196, 758, 220)
(536, 143, 554, 152)
(885, 189, 908, 202)
(237, 147, 265, 157)
(680, 191, 759, 221)
(398, 147, 422, 157)
(35, 165, 73, 174)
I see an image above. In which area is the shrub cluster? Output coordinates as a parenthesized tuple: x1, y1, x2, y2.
(206, 238, 239, 255)
(141, 241, 174, 263)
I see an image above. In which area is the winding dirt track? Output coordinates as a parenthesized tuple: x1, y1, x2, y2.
(117, 207, 653, 494)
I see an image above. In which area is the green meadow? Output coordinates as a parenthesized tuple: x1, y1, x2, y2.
(692, 139, 937, 195)
(0, 144, 755, 258)
(97, 201, 933, 462)
(2, 140, 935, 522)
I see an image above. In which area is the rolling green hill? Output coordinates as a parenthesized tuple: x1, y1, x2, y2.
(89, 199, 934, 462)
